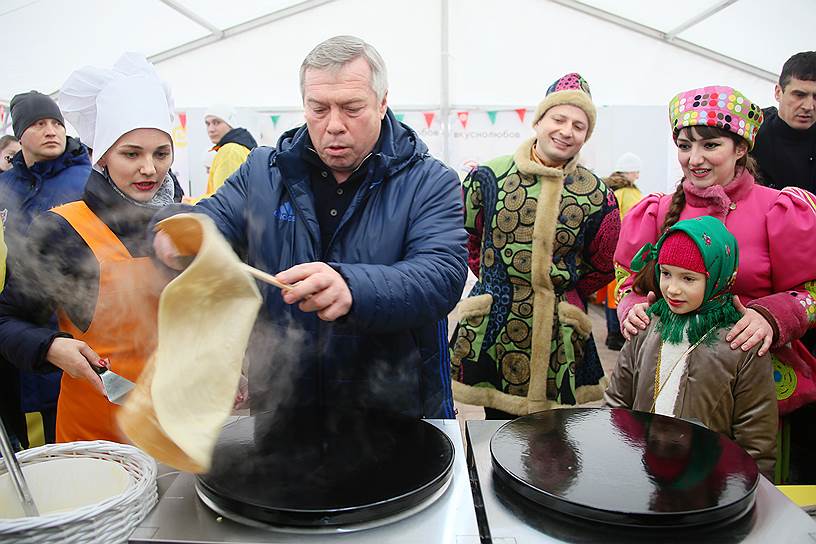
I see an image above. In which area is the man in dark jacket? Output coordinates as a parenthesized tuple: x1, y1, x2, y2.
(0, 91, 91, 446)
(750, 52, 816, 484)
(156, 35, 467, 418)
(751, 51, 816, 192)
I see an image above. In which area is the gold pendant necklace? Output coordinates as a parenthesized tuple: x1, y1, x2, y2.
(650, 326, 716, 413)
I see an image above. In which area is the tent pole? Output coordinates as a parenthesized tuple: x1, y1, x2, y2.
(665, 0, 739, 39)
(549, 0, 777, 83)
(149, 0, 337, 65)
(158, 0, 223, 37)
(440, 0, 450, 165)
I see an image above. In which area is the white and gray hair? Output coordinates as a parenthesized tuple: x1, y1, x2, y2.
(299, 35, 388, 101)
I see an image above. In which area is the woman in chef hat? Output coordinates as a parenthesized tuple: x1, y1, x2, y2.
(0, 53, 178, 442)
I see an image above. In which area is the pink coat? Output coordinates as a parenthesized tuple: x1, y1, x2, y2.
(615, 168, 816, 414)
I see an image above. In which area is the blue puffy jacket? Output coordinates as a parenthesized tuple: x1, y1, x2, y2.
(0, 137, 91, 259)
(183, 110, 467, 418)
(0, 136, 90, 413)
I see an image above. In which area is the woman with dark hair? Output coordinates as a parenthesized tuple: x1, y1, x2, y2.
(0, 53, 177, 442)
(614, 86, 816, 483)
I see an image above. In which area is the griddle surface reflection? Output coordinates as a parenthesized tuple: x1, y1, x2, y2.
(490, 408, 758, 527)
(197, 411, 454, 528)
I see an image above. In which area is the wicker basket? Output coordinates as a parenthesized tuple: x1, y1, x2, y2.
(0, 440, 157, 544)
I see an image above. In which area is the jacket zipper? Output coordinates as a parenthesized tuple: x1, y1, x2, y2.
(275, 172, 326, 408)
(322, 155, 383, 260)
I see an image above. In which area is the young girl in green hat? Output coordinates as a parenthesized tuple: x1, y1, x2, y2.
(605, 215, 777, 478)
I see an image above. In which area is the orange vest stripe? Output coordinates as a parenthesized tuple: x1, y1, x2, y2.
(50, 201, 131, 262)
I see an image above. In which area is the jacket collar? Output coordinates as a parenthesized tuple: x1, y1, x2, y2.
(605, 172, 637, 190)
(682, 167, 755, 216)
(274, 108, 424, 186)
(513, 137, 579, 178)
(214, 127, 258, 151)
(764, 106, 816, 142)
(10, 137, 90, 183)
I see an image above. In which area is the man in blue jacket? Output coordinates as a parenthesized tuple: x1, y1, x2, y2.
(0, 91, 91, 445)
(0, 91, 91, 258)
(156, 35, 467, 419)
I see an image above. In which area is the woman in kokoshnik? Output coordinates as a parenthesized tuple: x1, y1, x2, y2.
(450, 73, 620, 418)
(614, 85, 816, 482)
(605, 216, 777, 479)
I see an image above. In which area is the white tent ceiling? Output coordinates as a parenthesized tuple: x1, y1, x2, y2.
(2, 0, 812, 197)
(2, 0, 813, 109)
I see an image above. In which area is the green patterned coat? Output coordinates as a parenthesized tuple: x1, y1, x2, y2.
(450, 139, 620, 415)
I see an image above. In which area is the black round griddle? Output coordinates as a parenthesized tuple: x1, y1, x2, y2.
(196, 410, 454, 528)
(490, 408, 759, 528)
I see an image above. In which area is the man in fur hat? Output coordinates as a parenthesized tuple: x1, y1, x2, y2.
(450, 73, 620, 419)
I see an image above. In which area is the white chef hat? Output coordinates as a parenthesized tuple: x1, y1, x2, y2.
(59, 52, 174, 165)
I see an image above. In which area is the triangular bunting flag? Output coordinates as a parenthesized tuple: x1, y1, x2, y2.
(487, 111, 498, 125)
(423, 112, 435, 129)
(395, 113, 405, 123)
(457, 111, 469, 129)
(178, 112, 187, 130)
(515, 108, 527, 123)
(270, 114, 280, 128)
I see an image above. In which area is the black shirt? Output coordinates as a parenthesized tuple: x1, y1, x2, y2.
(303, 142, 380, 256)
(751, 107, 816, 192)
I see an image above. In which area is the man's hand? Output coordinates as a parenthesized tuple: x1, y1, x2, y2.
(621, 291, 657, 340)
(727, 295, 774, 356)
(46, 337, 105, 395)
(153, 230, 188, 271)
(276, 262, 352, 321)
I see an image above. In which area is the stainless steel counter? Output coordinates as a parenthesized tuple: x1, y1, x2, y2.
(466, 420, 816, 544)
(128, 419, 480, 543)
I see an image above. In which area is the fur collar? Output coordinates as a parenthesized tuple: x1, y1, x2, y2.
(682, 167, 755, 217)
(513, 137, 579, 178)
(605, 172, 637, 190)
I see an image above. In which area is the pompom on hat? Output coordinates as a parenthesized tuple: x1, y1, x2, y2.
(533, 72, 596, 139)
(669, 86, 763, 149)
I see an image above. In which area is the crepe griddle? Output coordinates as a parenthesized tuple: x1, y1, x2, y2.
(196, 410, 454, 528)
(490, 408, 759, 528)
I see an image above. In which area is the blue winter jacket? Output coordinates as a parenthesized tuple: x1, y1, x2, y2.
(0, 136, 91, 412)
(0, 137, 91, 259)
(177, 110, 467, 418)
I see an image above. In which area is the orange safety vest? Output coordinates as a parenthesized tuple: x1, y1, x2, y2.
(51, 201, 163, 442)
(606, 280, 618, 310)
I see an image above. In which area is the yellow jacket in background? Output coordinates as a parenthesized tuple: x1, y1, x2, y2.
(206, 142, 251, 196)
(613, 186, 644, 218)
